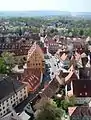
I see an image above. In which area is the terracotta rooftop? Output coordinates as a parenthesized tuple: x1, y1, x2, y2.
(39, 78, 59, 98)
(22, 69, 42, 91)
(27, 42, 44, 61)
(65, 65, 78, 83)
(60, 53, 68, 61)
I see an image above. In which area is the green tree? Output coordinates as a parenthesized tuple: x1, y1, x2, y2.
(79, 29, 84, 36)
(0, 58, 10, 74)
(54, 96, 76, 113)
(34, 97, 65, 120)
(1, 52, 16, 71)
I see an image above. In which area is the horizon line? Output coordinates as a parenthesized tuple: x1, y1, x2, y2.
(0, 10, 90, 13)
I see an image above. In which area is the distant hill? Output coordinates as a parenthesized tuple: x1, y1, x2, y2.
(71, 12, 91, 19)
(1, 11, 91, 18)
(0, 11, 71, 17)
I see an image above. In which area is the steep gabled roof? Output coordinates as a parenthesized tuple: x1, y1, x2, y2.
(27, 42, 44, 61)
(60, 53, 68, 61)
(39, 78, 59, 98)
(65, 65, 78, 83)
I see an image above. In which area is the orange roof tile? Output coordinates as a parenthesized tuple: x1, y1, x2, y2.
(60, 53, 67, 61)
(65, 65, 77, 83)
(22, 70, 42, 91)
(39, 79, 59, 98)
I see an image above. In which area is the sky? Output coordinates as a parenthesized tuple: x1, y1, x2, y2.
(0, 0, 90, 12)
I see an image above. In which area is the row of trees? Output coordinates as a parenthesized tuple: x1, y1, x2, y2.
(34, 97, 66, 120)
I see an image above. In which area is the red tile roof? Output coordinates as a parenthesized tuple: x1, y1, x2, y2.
(22, 69, 42, 91)
(39, 78, 59, 98)
(65, 65, 78, 84)
(60, 53, 68, 61)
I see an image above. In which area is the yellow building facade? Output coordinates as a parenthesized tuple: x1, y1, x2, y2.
(27, 42, 45, 72)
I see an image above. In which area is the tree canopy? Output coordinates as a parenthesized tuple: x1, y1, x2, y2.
(0, 52, 16, 74)
(34, 97, 65, 120)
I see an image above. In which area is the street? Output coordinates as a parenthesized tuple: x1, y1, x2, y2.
(15, 49, 66, 115)
(45, 54, 66, 79)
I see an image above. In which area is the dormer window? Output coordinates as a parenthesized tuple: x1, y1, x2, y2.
(80, 93, 82, 96)
(85, 92, 87, 96)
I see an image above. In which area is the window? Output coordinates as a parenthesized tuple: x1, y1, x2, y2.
(20, 90, 22, 93)
(3, 107, 5, 109)
(80, 93, 82, 96)
(85, 92, 87, 96)
(13, 95, 15, 98)
(14, 99, 15, 101)
(2, 102, 4, 105)
(24, 95, 26, 99)
(4, 111, 5, 113)
(16, 97, 18, 99)
(12, 103, 16, 107)
(20, 98, 22, 102)
(0, 109, 1, 111)
(3, 111, 5, 113)
(7, 103, 9, 106)
(0, 113, 2, 116)
(11, 113, 13, 116)
(11, 101, 13, 103)
(6, 100, 8, 102)
(7, 109, 9, 112)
